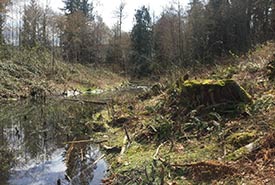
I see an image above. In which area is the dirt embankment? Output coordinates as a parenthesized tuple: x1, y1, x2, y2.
(0, 49, 126, 99)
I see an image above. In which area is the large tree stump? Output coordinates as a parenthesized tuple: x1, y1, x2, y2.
(167, 79, 252, 115)
(181, 79, 252, 106)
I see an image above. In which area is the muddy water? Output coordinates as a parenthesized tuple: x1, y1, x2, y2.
(0, 85, 147, 185)
(0, 97, 107, 185)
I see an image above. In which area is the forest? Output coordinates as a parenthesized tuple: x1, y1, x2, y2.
(1, 0, 274, 76)
(1, 0, 275, 184)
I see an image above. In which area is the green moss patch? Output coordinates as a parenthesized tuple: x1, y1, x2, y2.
(226, 131, 257, 148)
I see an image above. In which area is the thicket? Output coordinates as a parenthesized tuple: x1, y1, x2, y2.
(1, 0, 275, 78)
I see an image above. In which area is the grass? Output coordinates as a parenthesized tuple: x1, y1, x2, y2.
(89, 41, 275, 184)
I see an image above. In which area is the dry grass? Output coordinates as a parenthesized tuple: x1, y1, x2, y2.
(0, 49, 126, 99)
(184, 161, 237, 182)
(98, 41, 275, 184)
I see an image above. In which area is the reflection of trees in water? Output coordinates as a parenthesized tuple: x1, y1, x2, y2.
(0, 141, 15, 184)
(0, 98, 102, 181)
(65, 140, 101, 185)
(0, 103, 20, 183)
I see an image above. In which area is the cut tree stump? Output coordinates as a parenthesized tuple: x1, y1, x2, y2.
(168, 79, 252, 115)
(181, 79, 252, 105)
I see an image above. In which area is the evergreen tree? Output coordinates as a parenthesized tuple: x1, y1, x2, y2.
(62, 0, 93, 63)
(61, 0, 109, 64)
(62, 0, 93, 18)
(130, 6, 153, 76)
(186, 0, 209, 62)
(205, 0, 227, 56)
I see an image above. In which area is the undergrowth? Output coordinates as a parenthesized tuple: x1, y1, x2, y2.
(0, 47, 125, 99)
(93, 41, 275, 184)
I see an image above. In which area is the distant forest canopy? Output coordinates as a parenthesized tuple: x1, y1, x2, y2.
(0, 0, 275, 77)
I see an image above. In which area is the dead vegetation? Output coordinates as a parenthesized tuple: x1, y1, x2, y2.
(0, 48, 125, 99)
(183, 161, 237, 182)
(91, 41, 275, 184)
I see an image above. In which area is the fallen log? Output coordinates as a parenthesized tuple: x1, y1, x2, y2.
(64, 139, 108, 145)
(62, 98, 108, 105)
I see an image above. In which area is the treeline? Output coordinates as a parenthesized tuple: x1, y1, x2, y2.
(1, 0, 275, 77)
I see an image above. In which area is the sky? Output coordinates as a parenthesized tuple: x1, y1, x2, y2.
(44, 0, 189, 31)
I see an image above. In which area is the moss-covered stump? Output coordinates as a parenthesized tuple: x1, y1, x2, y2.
(168, 79, 252, 115)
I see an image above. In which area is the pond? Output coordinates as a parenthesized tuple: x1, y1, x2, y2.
(0, 97, 108, 185)
(0, 85, 147, 185)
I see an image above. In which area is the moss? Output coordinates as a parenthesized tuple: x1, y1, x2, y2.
(162, 140, 222, 165)
(113, 142, 155, 173)
(227, 131, 257, 148)
(225, 139, 261, 161)
(225, 145, 251, 161)
(183, 79, 227, 87)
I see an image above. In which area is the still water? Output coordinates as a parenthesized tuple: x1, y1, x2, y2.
(0, 97, 108, 185)
(0, 85, 147, 185)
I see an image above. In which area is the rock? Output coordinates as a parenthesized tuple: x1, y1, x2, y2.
(182, 79, 251, 104)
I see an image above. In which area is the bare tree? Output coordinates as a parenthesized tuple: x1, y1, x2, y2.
(114, 1, 126, 42)
(110, 1, 127, 72)
(0, 0, 10, 44)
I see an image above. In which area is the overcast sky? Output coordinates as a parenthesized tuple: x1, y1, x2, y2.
(44, 0, 189, 31)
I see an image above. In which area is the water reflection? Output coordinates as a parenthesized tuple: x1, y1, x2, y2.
(66, 142, 107, 185)
(0, 98, 107, 185)
(9, 149, 67, 185)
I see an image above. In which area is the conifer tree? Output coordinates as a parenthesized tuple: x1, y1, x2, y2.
(130, 6, 153, 76)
